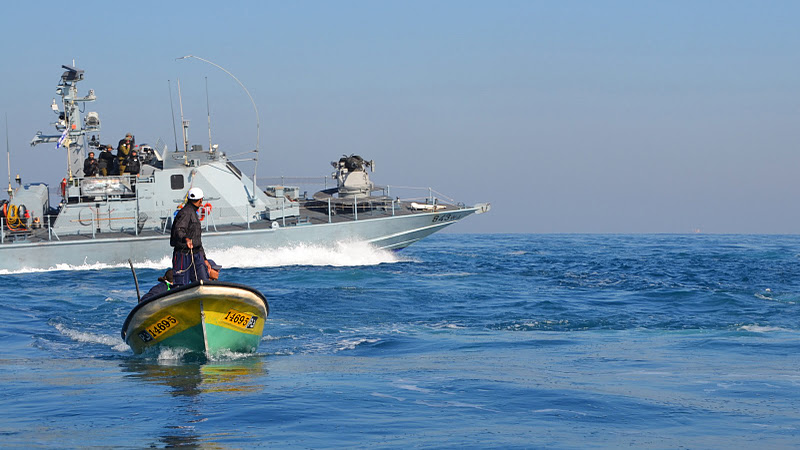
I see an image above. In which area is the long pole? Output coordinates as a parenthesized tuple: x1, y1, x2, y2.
(128, 259, 141, 302)
(176, 55, 260, 193)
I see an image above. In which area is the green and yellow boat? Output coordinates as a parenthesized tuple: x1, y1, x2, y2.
(121, 281, 269, 355)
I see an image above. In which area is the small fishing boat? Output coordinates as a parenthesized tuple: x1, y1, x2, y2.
(121, 281, 269, 355)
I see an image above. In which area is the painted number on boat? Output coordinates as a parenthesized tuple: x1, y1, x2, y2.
(222, 309, 258, 329)
(139, 315, 179, 342)
(432, 213, 457, 223)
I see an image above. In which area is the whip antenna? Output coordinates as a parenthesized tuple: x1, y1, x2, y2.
(177, 78, 188, 164)
(205, 76, 212, 153)
(176, 55, 260, 192)
(5, 114, 11, 199)
(168, 80, 179, 153)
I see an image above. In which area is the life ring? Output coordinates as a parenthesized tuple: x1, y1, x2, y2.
(198, 202, 212, 221)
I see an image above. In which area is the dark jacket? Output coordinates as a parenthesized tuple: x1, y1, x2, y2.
(125, 155, 141, 174)
(98, 150, 114, 171)
(170, 201, 204, 253)
(139, 281, 172, 303)
(83, 157, 98, 177)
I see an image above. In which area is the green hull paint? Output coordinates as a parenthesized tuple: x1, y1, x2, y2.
(157, 324, 206, 353)
(204, 323, 262, 354)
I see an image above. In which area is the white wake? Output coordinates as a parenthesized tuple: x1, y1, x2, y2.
(0, 240, 409, 274)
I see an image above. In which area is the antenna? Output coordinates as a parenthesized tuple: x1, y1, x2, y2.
(176, 78, 189, 164)
(177, 55, 260, 192)
(205, 76, 212, 152)
(5, 114, 11, 199)
(168, 80, 179, 152)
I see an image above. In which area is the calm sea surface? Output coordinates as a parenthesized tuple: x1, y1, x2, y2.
(1, 234, 799, 448)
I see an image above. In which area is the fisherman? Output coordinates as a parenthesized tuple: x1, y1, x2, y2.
(170, 187, 210, 286)
(98, 145, 115, 176)
(117, 133, 134, 175)
(83, 151, 98, 177)
(205, 259, 222, 281)
(139, 269, 173, 303)
(125, 150, 141, 175)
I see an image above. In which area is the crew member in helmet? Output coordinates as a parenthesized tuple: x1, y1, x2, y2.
(117, 133, 134, 174)
(170, 187, 210, 285)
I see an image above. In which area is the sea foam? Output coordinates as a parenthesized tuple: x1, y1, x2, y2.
(0, 240, 407, 274)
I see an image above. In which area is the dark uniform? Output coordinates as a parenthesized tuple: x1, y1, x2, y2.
(83, 153, 98, 177)
(98, 147, 115, 176)
(125, 152, 141, 175)
(170, 200, 209, 285)
(139, 269, 174, 303)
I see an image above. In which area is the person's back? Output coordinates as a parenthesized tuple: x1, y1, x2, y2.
(170, 202, 204, 253)
(139, 269, 174, 303)
(126, 151, 141, 175)
(170, 188, 209, 285)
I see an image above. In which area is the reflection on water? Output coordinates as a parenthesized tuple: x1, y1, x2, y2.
(121, 355, 267, 396)
(120, 355, 267, 447)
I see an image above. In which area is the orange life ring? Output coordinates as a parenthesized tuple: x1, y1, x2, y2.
(199, 202, 212, 221)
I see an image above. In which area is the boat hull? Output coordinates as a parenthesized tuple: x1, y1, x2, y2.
(121, 281, 269, 355)
(0, 206, 485, 271)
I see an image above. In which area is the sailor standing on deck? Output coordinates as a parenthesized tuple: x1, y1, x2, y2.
(117, 133, 134, 175)
(83, 152, 98, 177)
(170, 187, 210, 285)
(98, 145, 114, 176)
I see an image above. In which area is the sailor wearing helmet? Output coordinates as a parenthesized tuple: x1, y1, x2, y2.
(170, 187, 210, 285)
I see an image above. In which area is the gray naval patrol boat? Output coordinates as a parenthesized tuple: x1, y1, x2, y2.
(0, 65, 490, 272)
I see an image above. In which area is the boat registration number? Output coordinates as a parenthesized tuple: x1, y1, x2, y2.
(138, 315, 179, 342)
(222, 309, 258, 329)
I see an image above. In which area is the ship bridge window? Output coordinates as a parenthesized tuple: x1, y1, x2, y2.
(171, 174, 184, 190)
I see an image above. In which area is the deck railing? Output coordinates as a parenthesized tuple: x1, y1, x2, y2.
(1, 176, 470, 245)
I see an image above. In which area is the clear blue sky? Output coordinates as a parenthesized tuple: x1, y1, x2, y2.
(1, 1, 799, 233)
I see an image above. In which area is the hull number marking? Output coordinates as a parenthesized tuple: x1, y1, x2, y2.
(139, 315, 179, 342)
(222, 309, 258, 329)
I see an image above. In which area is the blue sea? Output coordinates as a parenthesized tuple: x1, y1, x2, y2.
(1, 234, 799, 448)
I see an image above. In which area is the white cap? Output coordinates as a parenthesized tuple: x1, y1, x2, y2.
(187, 187, 204, 200)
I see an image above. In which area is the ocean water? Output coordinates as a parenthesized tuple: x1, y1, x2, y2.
(1, 234, 799, 448)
